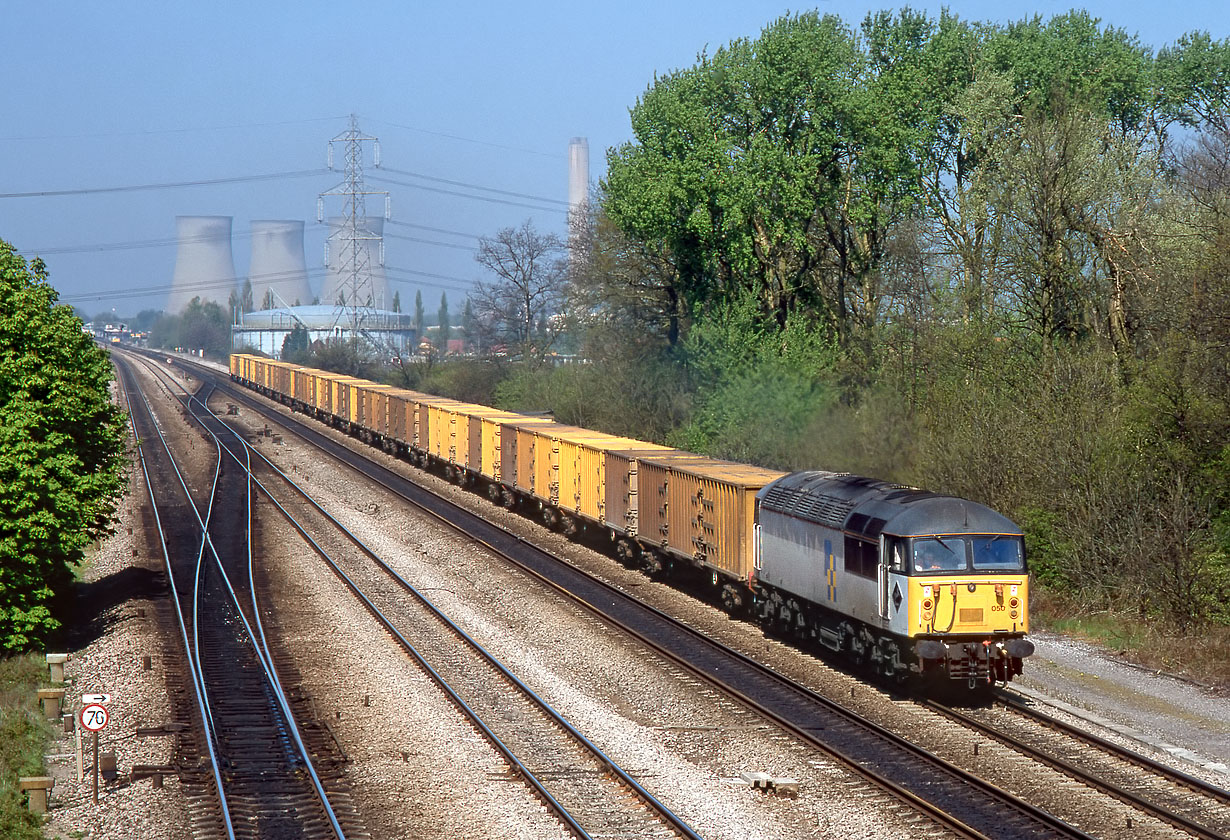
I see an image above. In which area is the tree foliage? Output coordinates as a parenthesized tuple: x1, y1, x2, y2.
(0, 241, 128, 651)
(472, 220, 568, 364)
(587, 10, 1230, 627)
(148, 297, 232, 359)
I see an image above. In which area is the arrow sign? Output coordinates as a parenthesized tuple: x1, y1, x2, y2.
(81, 693, 111, 705)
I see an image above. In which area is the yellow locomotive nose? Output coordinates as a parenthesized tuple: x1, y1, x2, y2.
(911, 575, 1029, 636)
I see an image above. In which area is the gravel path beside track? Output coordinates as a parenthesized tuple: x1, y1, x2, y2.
(41, 470, 194, 839)
(1014, 633, 1230, 778)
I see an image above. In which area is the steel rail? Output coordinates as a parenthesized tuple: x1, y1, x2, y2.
(182, 373, 704, 840)
(180, 354, 1098, 840)
(117, 354, 347, 840)
(927, 693, 1230, 840)
(995, 693, 1230, 804)
(113, 361, 236, 840)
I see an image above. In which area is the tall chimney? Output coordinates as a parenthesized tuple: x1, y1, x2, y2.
(568, 137, 589, 215)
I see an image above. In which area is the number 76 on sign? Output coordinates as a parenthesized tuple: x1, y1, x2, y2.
(80, 704, 109, 732)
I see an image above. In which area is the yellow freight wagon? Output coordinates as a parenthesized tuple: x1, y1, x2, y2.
(557, 434, 675, 524)
(502, 419, 562, 498)
(633, 455, 728, 551)
(604, 449, 697, 537)
(354, 382, 391, 430)
(666, 460, 786, 580)
(385, 389, 424, 449)
(454, 406, 523, 477)
(476, 411, 532, 482)
(423, 399, 466, 462)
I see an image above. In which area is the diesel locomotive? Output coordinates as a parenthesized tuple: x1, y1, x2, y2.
(230, 353, 1034, 687)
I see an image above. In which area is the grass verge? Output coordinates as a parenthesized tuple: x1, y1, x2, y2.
(1031, 589, 1230, 692)
(0, 655, 54, 840)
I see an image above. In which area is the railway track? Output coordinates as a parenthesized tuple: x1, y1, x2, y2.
(114, 353, 364, 840)
(162, 352, 1131, 840)
(129, 351, 703, 840)
(925, 695, 1230, 840)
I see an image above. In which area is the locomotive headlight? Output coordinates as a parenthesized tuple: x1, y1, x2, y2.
(1009, 597, 1019, 608)
(1010, 609, 1018, 619)
(922, 598, 933, 611)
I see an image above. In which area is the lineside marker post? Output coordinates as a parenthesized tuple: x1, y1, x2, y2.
(80, 701, 110, 804)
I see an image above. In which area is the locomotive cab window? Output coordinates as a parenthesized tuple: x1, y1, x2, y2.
(912, 536, 967, 573)
(885, 536, 907, 572)
(971, 535, 1025, 570)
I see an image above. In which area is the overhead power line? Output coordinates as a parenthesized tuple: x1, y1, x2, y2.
(384, 218, 479, 240)
(384, 232, 475, 252)
(376, 165, 569, 207)
(366, 117, 564, 160)
(0, 116, 348, 143)
(0, 168, 330, 199)
(60, 266, 327, 303)
(384, 265, 476, 293)
(21, 229, 257, 257)
(369, 174, 566, 215)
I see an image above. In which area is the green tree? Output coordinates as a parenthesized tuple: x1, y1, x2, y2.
(0, 241, 127, 651)
(413, 290, 425, 341)
(241, 279, 254, 313)
(438, 292, 450, 349)
(392, 290, 401, 313)
(281, 323, 311, 363)
(461, 298, 475, 350)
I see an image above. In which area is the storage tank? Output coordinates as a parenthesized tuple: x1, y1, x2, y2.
(248, 220, 312, 309)
(166, 216, 237, 314)
(320, 216, 390, 310)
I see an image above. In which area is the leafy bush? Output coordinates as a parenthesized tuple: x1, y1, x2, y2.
(0, 655, 52, 839)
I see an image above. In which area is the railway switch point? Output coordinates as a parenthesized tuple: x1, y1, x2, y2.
(19, 777, 53, 813)
(37, 688, 65, 719)
(45, 653, 68, 683)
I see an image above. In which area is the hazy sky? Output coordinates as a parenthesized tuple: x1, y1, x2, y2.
(2, 1, 1225, 318)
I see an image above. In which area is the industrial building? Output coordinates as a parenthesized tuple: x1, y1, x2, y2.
(231, 305, 416, 358)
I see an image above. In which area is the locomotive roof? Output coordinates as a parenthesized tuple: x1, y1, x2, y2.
(757, 471, 1020, 539)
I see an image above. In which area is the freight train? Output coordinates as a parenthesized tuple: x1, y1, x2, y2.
(230, 353, 1034, 687)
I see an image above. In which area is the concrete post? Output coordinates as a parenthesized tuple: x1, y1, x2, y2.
(37, 688, 65, 719)
(19, 777, 53, 813)
(45, 653, 68, 683)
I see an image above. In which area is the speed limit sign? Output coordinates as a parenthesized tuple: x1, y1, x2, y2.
(80, 703, 109, 732)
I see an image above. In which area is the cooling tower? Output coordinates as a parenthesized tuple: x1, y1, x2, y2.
(568, 137, 589, 213)
(321, 216, 391, 310)
(167, 216, 237, 314)
(248, 220, 312, 309)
